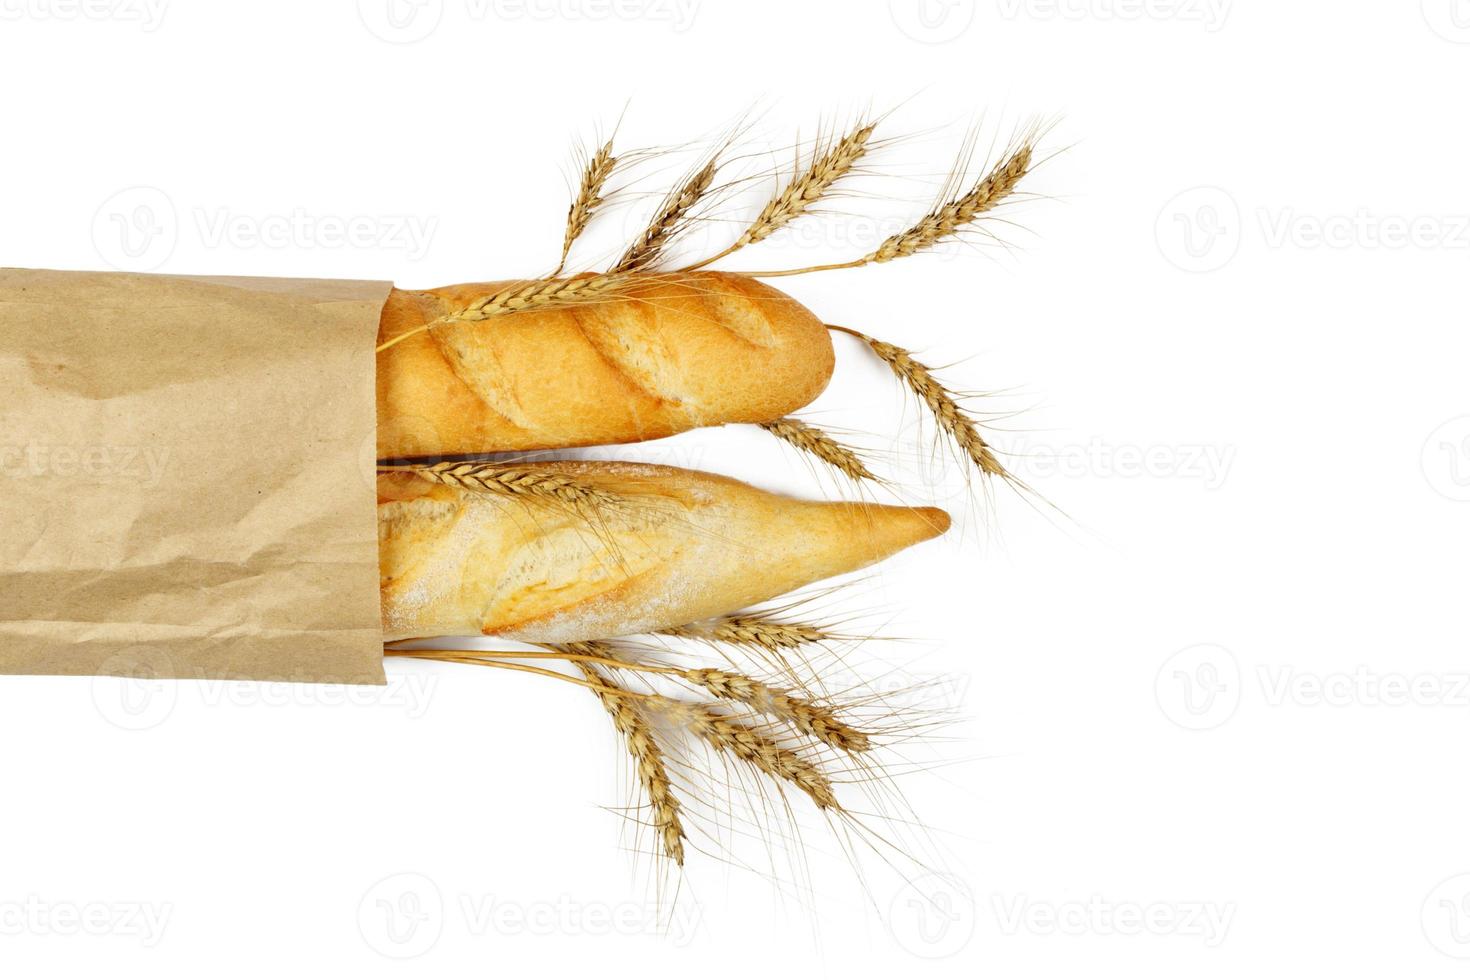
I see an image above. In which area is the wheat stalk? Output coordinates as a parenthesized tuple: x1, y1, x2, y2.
(576, 662, 687, 866)
(612, 156, 719, 274)
(662, 614, 832, 652)
(553, 138, 617, 276)
(661, 701, 838, 810)
(382, 461, 621, 509)
(759, 417, 878, 483)
(830, 325, 1008, 480)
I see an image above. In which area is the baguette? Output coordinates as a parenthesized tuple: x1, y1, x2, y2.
(377, 272, 834, 458)
(378, 462, 948, 643)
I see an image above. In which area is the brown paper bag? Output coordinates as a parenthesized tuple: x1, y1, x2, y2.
(0, 269, 389, 684)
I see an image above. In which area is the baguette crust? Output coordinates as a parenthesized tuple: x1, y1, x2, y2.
(377, 272, 834, 458)
(378, 462, 948, 643)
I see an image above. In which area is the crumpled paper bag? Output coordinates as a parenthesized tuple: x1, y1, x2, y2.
(0, 269, 389, 684)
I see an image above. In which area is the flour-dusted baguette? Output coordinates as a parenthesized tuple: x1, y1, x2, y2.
(376, 272, 834, 458)
(378, 462, 948, 643)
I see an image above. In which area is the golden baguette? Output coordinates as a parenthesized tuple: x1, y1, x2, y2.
(378, 462, 948, 643)
(377, 272, 835, 458)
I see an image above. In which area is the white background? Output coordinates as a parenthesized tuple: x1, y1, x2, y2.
(3, 1, 1469, 976)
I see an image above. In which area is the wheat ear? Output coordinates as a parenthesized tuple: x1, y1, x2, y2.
(685, 119, 877, 271)
(868, 139, 1032, 263)
(660, 701, 838, 810)
(680, 668, 870, 754)
(576, 663, 687, 866)
(559, 642, 870, 754)
(829, 325, 1010, 481)
(375, 273, 640, 354)
(560, 644, 841, 808)
(381, 461, 622, 509)
(742, 135, 1035, 278)
(759, 417, 879, 483)
(662, 614, 833, 652)
(612, 155, 719, 273)
(553, 138, 617, 276)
